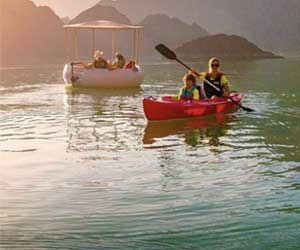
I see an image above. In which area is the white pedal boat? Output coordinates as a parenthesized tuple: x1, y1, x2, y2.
(63, 20, 144, 89)
(63, 63, 144, 88)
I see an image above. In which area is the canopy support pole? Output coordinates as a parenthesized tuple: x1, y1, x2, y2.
(133, 30, 137, 62)
(71, 29, 74, 59)
(135, 29, 140, 64)
(111, 30, 116, 62)
(92, 29, 96, 57)
(73, 29, 78, 60)
(132, 29, 141, 64)
(64, 28, 69, 61)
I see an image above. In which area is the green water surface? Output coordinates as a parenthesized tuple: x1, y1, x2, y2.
(0, 59, 300, 249)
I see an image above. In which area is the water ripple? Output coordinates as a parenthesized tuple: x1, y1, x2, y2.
(1, 63, 300, 249)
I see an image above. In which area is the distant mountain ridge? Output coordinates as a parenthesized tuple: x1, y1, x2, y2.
(1, 0, 65, 66)
(61, 17, 71, 24)
(70, 4, 131, 24)
(175, 34, 283, 60)
(138, 14, 209, 59)
(1, 0, 285, 66)
(98, 0, 300, 54)
(139, 14, 208, 47)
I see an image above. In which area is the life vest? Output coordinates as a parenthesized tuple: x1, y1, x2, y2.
(202, 72, 224, 98)
(180, 86, 198, 100)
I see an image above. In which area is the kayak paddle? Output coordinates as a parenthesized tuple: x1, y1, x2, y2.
(155, 44, 255, 112)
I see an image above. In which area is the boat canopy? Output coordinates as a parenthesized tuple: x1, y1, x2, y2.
(64, 20, 143, 63)
(64, 20, 143, 30)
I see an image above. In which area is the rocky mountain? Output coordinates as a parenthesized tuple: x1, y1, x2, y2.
(175, 34, 283, 60)
(61, 17, 71, 24)
(0, 0, 65, 67)
(70, 4, 131, 25)
(138, 14, 209, 60)
(99, 0, 300, 55)
(1, 0, 287, 66)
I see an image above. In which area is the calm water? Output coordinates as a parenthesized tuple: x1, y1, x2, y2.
(0, 59, 300, 249)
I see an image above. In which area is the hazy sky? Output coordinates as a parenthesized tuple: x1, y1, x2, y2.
(32, 0, 100, 18)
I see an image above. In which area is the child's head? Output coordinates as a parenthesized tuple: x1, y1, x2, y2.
(183, 73, 197, 88)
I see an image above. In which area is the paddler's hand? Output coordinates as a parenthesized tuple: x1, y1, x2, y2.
(189, 69, 204, 79)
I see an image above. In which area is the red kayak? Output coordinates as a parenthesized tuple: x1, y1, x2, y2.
(143, 92, 243, 121)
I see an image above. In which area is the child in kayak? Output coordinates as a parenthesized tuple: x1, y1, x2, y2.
(191, 57, 230, 99)
(177, 73, 200, 101)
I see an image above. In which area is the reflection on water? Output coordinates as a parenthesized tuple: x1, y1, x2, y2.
(144, 114, 236, 148)
(1, 61, 300, 250)
(64, 87, 145, 153)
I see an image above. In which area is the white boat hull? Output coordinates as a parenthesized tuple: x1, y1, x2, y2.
(63, 63, 144, 88)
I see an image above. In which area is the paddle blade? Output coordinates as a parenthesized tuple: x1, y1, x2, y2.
(155, 44, 177, 60)
(241, 106, 255, 112)
(227, 96, 255, 112)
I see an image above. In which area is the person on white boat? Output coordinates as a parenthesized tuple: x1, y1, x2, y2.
(124, 60, 138, 72)
(112, 52, 126, 69)
(81, 50, 109, 70)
